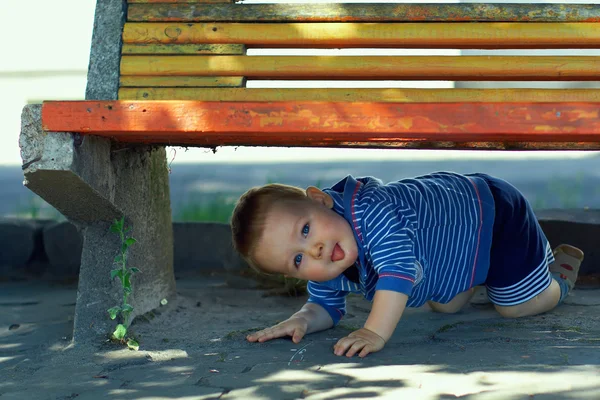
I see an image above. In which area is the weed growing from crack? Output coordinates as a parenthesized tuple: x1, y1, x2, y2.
(107, 217, 141, 351)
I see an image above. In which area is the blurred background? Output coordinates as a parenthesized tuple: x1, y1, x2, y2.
(1, 0, 599, 223)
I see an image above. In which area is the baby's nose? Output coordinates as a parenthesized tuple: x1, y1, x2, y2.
(310, 242, 324, 259)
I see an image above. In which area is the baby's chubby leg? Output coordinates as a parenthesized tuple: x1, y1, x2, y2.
(494, 244, 583, 319)
(428, 287, 477, 314)
(494, 279, 560, 318)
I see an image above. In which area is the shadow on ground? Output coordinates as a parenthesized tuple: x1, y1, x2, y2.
(1, 274, 599, 399)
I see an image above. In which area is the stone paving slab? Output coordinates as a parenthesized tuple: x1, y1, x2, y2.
(1, 275, 599, 400)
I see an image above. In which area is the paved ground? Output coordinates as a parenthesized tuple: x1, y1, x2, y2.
(1, 273, 600, 400)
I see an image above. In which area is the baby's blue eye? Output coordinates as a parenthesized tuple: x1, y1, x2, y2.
(294, 254, 303, 268)
(302, 223, 310, 237)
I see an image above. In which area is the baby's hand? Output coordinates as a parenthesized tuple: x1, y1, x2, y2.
(333, 327, 386, 358)
(246, 317, 308, 344)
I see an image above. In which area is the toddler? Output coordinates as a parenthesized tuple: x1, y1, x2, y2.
(231, 172, 584, 357)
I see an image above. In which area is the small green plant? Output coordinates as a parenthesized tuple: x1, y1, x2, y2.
(107, 217, 141, 351)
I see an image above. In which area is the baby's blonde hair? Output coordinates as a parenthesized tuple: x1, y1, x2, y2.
(231, 183, 307, 273)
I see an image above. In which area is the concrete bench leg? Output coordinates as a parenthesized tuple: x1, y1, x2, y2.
(19, 0, 175, 343)
(19, 105, 175, 343)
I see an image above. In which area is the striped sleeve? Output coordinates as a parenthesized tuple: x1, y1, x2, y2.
(363, 198, 417, 296)
(306, 281, 349, 325)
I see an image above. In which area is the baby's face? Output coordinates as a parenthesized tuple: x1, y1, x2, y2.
(253, 191, 358, 282)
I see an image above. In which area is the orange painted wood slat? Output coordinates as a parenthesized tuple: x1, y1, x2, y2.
(116, 88, 600, 103)
(123, 22, 600, 49)
(120, 55, 600, 81)
(41, 101, 600, 150)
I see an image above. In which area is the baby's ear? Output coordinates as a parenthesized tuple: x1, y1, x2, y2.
(306, 186, 334, 209)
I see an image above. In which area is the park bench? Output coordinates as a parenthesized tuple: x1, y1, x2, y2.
(20, 0, 600, 342)
(43, 1, 600, 150)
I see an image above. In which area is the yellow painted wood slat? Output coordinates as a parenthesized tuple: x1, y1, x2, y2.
(117, 87, 600, 102)
(123, 22, 600, 49)
(120, 56, 600, 81)
(122, 44, 245, 55)
(120, 76, 246, 90)
(119, 76, 245, 88)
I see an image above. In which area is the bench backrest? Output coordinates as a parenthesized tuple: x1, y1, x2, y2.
(120, 1, 600, 99)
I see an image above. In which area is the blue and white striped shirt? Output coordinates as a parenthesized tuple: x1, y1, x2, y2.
(306, 172, 495, 325)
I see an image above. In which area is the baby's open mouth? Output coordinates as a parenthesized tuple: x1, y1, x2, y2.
(331, 243, 345, 262)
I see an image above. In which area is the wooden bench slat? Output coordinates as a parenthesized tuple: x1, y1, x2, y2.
(120, 55, 600, 81)
(117, 88, 600, 103)
(122, 43, 245, 55)
(41, 101, 600, 150)
(119, 76, 245, 88)
(123, 22, 600, 49)
(127, 4, 600, 23)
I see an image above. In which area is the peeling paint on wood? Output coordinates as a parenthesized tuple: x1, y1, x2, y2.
(127, 4, 600, 23)
(41, 101, 600, 150)
(122, 43, 245, 54)
(122, 22, 600, 49)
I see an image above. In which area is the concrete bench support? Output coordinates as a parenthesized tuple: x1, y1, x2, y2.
(18, 0, 175, 343)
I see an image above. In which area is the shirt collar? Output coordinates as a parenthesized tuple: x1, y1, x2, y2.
(323, 175, 366, 290)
